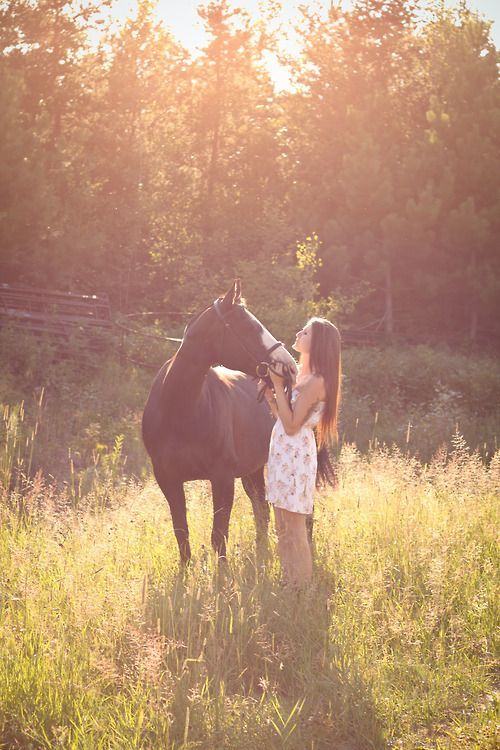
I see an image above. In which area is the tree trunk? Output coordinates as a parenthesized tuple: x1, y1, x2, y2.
(469, 249, 478, 341)
(384, 256, 394, 338)
(205, 49, 223, 240)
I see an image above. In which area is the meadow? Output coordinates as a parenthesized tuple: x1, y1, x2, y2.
(0, 338, 499, 749)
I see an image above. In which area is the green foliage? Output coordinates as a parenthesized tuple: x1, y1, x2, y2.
(0, 327, 150, 480)
(343, 345, 500, 413)
(0, 402, 29, 492)
(0, 0, 498, 343)
(341, 346, 500, 458)
(284, 0, 500, 342)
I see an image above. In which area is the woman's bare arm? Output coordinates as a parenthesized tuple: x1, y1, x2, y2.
(272, 374, 324, 436)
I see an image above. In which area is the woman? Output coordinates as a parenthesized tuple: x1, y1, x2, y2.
(264, 318, 341, 586)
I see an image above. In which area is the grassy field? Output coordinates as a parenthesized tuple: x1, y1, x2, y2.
(1, 437, 498, 749)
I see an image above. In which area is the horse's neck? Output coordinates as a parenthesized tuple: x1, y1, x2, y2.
(160, 345, 210, 415)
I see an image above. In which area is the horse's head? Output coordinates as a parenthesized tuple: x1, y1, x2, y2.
(183, 279, 298, 383)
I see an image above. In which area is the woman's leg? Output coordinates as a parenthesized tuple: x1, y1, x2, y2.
(286, 511, 313, 584)
(273, 506, 291, 581)
(273, 506, 312, 585)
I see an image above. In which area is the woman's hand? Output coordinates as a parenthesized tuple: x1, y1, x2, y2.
(258, 378, 275, 403)
(269, 363, 286, 389)
(263, 387, 275, 405)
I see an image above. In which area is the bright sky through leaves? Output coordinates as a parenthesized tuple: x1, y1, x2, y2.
(107, 1, 499, 91)
(110, 0, 500, 53)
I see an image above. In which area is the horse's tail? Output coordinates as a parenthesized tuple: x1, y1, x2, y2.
(316, 444, 338, 489)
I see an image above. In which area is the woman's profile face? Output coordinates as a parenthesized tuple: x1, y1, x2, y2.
(292, 323, 313, 354)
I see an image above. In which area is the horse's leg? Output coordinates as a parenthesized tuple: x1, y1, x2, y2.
(210, 474, 235, 559)
(153, 467, 191, 564)
(241, 468, 269, 556)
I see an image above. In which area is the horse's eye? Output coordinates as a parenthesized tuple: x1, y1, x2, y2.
(237, 310, 249, 323)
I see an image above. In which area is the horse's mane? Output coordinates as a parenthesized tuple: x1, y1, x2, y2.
(213, 366, 240, 387)
(198, 367, 243, 467)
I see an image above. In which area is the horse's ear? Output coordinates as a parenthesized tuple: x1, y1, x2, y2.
(221, 279, 241, 308)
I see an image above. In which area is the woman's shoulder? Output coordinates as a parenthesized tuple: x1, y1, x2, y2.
(295, 373, 325, 401)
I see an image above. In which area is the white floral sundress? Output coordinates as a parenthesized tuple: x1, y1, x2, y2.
(266, 388, 325, 514)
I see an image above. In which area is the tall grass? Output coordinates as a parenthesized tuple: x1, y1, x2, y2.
(1, 441, 498, 749)
(1, 334, 498, 746)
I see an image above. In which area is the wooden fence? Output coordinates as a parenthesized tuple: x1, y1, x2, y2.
(0, 284, 112, 339)
(12, 284, 481, 354)
(0, 284, 388, 351)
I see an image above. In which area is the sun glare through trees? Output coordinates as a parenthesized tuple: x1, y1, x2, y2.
(2, 0, 498, 344)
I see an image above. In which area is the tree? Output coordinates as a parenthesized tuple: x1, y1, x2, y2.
(0, 0, 112, 287)
(191, 1, 287, 265)
(85, 0, 195, 309)
(422, 3, 500, 341)
(284, 0, 426, 337)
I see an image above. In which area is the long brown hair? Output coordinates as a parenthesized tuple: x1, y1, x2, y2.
(308, 317, 341, 449)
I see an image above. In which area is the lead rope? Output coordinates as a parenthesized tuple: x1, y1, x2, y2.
(256, 363, 293, 407)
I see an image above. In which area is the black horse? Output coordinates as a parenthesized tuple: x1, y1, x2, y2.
(142, 280, 298, 564)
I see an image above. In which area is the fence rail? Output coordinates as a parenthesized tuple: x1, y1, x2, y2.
(0, 284, 112, 338)
(3, 284, 494, 355)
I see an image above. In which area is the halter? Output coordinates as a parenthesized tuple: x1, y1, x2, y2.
(213, 298, 288, 381)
